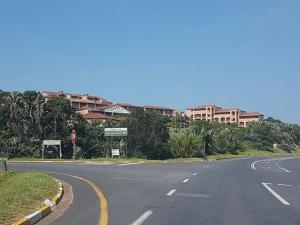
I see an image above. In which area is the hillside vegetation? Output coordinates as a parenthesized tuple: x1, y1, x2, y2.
(0, 90, 299, 160)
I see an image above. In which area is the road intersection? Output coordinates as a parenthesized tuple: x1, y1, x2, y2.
(8, 157, 300, 225)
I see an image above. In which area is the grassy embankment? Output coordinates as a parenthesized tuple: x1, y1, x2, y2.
(0, 171, 59, 225)
(207, 148, 300, 160)
(9, 147, 300, 163)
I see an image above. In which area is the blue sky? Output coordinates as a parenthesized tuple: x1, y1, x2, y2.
(0, 1, 299, 123)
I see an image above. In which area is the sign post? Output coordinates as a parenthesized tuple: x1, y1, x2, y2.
(71, 130, 76, 159)
(104, 128, 128, 158)
(111, 149, 120, 158)
(42, 140, 62, 159)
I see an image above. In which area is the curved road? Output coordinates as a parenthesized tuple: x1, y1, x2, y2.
(8, 157, 300, 225)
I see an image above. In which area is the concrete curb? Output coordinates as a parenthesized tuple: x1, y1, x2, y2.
(11, 180, 64, 225)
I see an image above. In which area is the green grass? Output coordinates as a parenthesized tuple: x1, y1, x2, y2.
(0, 172, 59, 225)
(9, 157, 204, 164)
(207, 148, 300, 160)
(10, 157, 68, 161)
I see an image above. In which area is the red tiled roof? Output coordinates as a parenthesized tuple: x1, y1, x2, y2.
(42, 91, 113, 104)
(144, 105, 174, 111)
(187, 104, 218, 110)
(81, 112, 111, 120)
(76, 107, 105, 112)
(117, 103, 141, 108)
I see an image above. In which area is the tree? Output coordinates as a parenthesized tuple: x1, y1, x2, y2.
(77, 120, 106, 158)
(124, 108, 170, 159)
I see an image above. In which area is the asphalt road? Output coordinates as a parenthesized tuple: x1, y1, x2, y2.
(8, 157, 300, 225)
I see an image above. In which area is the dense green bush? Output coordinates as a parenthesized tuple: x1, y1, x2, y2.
(169, 130, 203, 158)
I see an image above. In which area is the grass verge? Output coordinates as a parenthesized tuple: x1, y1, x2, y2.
(207, 148, 300, 160)
(9, 148, 300, 163)
(0, 171, 59, 225)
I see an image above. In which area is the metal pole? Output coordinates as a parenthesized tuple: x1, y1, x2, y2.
(4, 160, 7, 171)
(59, 144, 62, 159)
(42, 145, 44, 159)
(73, 142, 76, 159)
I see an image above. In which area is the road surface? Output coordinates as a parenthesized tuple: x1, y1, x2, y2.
(8, 157, 300, 225)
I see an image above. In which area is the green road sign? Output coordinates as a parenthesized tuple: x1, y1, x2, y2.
(104, 128, 128, 137)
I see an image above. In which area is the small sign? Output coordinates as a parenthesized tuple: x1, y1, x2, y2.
(104, 128, 128, 137)
(43, 140, 61, 145)
(111, 149, 120, 157)
(71, 130, 76, 143)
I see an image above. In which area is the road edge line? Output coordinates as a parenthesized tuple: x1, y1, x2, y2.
(44, 171, 108, 225)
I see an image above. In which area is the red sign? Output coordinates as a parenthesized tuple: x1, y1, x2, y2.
(71, 130, 76, 143)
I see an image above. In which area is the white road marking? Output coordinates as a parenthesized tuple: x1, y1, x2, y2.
(275, 161, 291, 173)
(262, 183, 290, 206)
(251, 159, 276, 170)
(182, 178, 190, 183)
(131, 210, 153, 225)
(118, 162, 144, 166)
(193, 173, 197, 176)
(176, 192, 210, 198)
(280, 167, 291, 173)
(277, 184, 293, 187)
(251, 158, 292, 172)
(166, 189, 176, 196)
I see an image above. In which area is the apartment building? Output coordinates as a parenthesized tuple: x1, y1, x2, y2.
(186, 104, 263, 127)
(42, 91, 113, 109)
(143, 105, 179, 117)
(43, 91, 180, 120)
(239, 112, 263, 127)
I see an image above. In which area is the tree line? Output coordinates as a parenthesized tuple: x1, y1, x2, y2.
(0, 90, 299, 159)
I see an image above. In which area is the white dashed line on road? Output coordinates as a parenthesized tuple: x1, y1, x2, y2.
(182, 178, 190, 183)
(118, 162, 144, 166)
(262, 183, 290, 206)
(166, 189, 176, 196)
(277, 184, 293, 187)
(131, 210, 153, 225)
